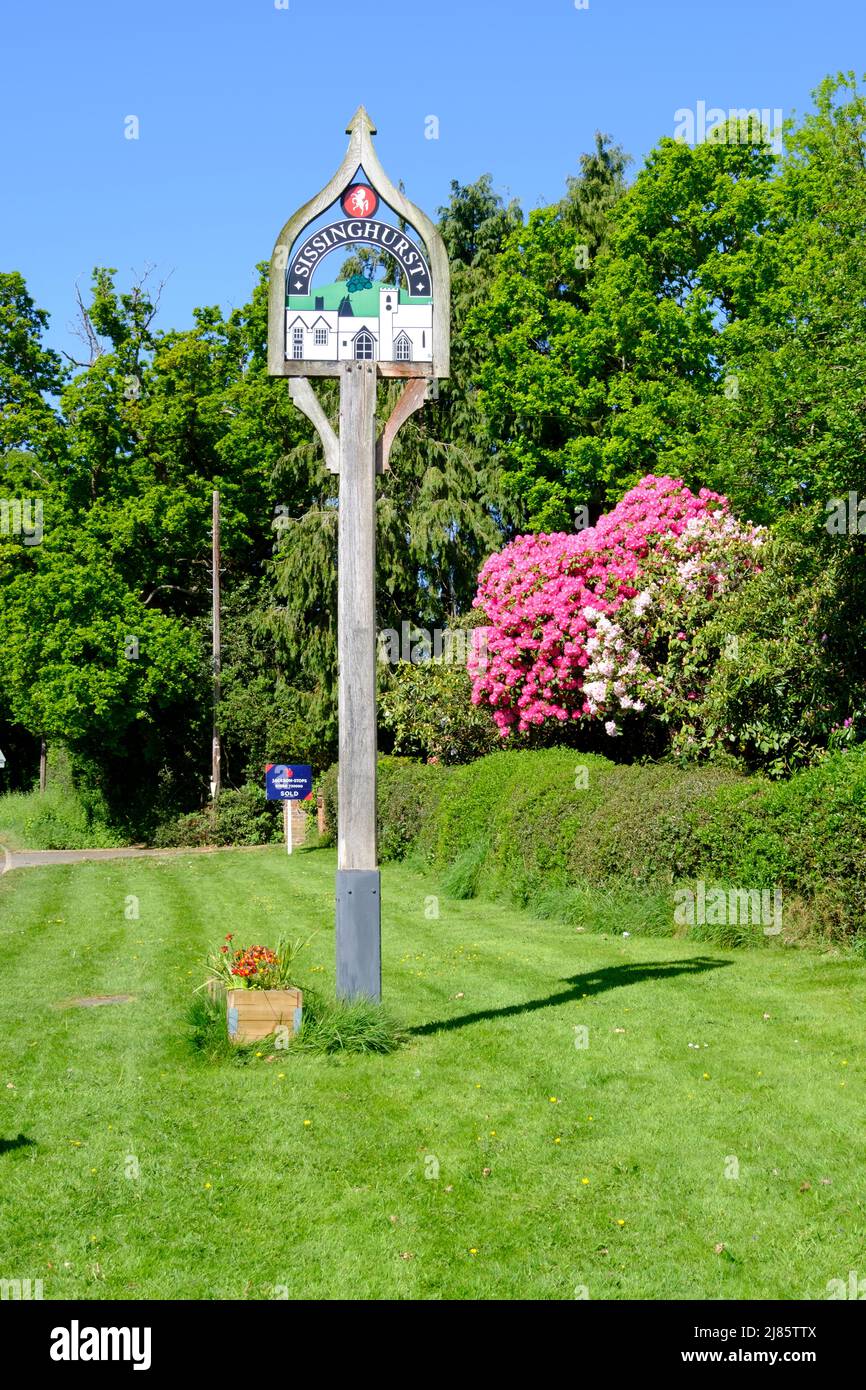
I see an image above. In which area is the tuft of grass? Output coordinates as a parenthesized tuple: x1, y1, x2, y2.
(293, 995, 406, 1055)
(186, 994, 257, 1064)
(441, 841, 488, 900)
(529, 881, 675, 937)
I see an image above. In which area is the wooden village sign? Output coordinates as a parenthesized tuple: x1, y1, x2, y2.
(268, 107, 450, 1002)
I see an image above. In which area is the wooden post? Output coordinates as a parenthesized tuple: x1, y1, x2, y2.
(335, 360, 381, 1002)
(211, 490, 222, 802)
(39, 738, 47, 794)
(284, 799, 292, 856)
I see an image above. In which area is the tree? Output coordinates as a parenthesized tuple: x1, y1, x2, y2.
(687, 74, 866, 523)
(558, 131, 631, 256)
(469, 128, 787, 529)
(0, 272, 67, 461)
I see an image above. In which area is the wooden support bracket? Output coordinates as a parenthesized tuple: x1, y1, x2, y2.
(288, 378, 339, 473)
(289, 373, 436, 479)
(376, 377, 430, 474)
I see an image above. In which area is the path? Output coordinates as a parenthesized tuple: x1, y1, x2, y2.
(0, 843, 271, 874)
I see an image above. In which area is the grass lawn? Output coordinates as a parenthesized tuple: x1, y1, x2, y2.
(0, 844, 863, 1300)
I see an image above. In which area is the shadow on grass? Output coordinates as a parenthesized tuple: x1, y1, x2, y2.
(0, 1133, 35, 1156)
(410, 956, 731, 1037)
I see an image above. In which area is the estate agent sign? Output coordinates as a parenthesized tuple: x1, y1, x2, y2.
(268, 108, 450, 1002)
(265, 764, 314, 802)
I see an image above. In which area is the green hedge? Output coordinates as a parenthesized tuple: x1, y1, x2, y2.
(153, 784, 285, 848)
(677, 753, 866, 933)
(325, 746, 866, 941)
(427, 750, 745, 903)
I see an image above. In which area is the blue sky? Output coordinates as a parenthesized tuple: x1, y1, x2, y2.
(2, 0, 864, 361)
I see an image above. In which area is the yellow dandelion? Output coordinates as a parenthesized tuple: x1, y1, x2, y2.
(554, 1137, 561, 1145)
(469, 1248, 478, 1255)
(703, 1072, 710, 1079)
(303, 1119, 311, 1126)
(581, 1177, 590, 1185)
(204, 1182, 212, 1189)
(617, 1219, 625, 1227)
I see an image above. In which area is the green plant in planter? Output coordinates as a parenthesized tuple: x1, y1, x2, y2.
(203, 933, 315, 991)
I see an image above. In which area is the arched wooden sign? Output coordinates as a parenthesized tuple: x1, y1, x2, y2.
(268, 107, 450, 379)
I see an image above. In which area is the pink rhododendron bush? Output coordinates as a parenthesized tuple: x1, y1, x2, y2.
(469, 475, 764, 740)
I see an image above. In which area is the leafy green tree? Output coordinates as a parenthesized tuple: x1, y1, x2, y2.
(558, 131, 631, 254)
(689, 74, 866, 523)
(0, 271, 67, 460)
(467, 136, 631, 529)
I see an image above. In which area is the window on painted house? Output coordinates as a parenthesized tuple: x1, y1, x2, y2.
(354, 329, 375, 360)
(314, 327, 328, 346)
(394, 332, 412, 361)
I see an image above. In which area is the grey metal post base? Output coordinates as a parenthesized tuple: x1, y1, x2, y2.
(336, 870, 381, 1002)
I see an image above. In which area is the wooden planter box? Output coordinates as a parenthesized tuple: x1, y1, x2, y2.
(226, 987, 303, 1044)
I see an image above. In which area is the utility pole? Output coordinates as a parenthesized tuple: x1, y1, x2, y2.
(211, 489, 222, 802)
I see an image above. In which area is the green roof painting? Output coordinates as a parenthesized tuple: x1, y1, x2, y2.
(286, 279, 431, 314)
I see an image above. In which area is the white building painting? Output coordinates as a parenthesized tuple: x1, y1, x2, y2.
(285, 282, 433, 364)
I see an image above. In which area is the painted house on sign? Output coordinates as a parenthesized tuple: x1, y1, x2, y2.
(286, 280, 433, 364)
(284, 181, 434, 365)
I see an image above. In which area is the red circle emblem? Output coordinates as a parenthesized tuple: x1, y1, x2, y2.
(341, 184, 379, 219)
